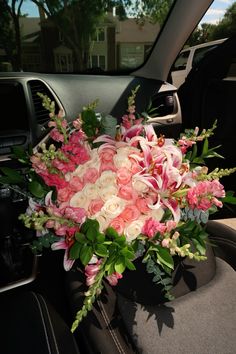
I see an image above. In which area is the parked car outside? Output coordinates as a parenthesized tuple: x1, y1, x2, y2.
(171, 38, 227, 88)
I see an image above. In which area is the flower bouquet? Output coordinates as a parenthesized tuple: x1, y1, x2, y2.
(1, 87, 235, 332)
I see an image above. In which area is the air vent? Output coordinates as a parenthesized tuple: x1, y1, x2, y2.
(28, 80, 60, 126)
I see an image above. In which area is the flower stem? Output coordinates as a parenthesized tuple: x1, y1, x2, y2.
(71, 258, 107, 333)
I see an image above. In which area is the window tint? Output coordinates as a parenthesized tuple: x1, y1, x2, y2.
(192, 45, 218, 67)
(0, 1, 174, 73)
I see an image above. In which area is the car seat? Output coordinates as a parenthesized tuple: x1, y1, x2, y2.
(65, 221, 236, 354)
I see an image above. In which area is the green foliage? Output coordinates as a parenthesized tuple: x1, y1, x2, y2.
(223, 191, 236, 205)
(144, 257, 174, 300)
(31, 233, 59, 254)
(0, 167, 24, 184)
(100, 115, 117, 138)
(176, 220, 208, 256)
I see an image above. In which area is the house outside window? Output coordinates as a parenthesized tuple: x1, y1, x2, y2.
(54, 45, 73, 72)
(119, 43, 144, 69)
(92, 28, 105, 42)
(90, 55, 106, 70)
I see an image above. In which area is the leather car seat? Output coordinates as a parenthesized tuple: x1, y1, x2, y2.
(0, 290, 80, 354)
(65, 221, 236, 354)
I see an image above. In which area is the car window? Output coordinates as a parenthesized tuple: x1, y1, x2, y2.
(192, 45, 218, 67)
(0, 1, 175, 74)
(172, 50, 190, 71)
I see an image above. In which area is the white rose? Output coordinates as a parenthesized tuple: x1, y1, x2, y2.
(150, 207, 165, 221)
(69, 191, 89, 210)
(82, 183, 99, 199)
(101, 196, 126, 218)
(124, 220, 144, 243)
(99, 185, 118, 202)
(132, 177, 149, 193)
(97, 171, 117, 188)
(86, 148, 101, 170)
(113, 153, 132, 169)
(90, 212, 111, 232)
(72, 164, 87, 179)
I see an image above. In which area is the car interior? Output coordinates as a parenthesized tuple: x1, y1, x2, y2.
(0, 0, 236, 353)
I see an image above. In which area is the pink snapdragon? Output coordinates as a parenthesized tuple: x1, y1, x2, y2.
(106, 272, 123, 286)
(187, 180, 225, 210)
(85, 259, 102, 286)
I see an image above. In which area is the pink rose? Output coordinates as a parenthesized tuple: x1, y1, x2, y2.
(99, 147, 116, 163)
(57, 186, 73, 203)
(119, 205, 140, 222)
(83, 167, 99, 184)
(117, 168, 132, 185)
(69, 176, 84, 192)
(99, 162, 117, 174)
(109, 217, 125, 235)
(88, 199, 104, 216)
(136, 197, 152, 213)
(118, 185, 135, 200)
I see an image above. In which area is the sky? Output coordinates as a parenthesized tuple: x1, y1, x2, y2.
(21, 0, 235, 24)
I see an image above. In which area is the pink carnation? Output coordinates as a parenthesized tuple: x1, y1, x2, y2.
(142, 218, 166, 238)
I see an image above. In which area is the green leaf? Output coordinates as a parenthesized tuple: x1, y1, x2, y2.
(223, 196, 236, 205)
(114, 256, 126, 274)
(75, 232, 86, 243)
(87, 226, 97, 241)
(0, 167, 24, 183)
(80, 245, 93, 266)
(192, 157, 205, 164)
(11, 146, 29, 163)
(81, 219, 99, 234)
(125, 259, 136, 271)
(96, 233, 105, 243)
(28, 180, 46, 198)
(100, 115, 117, 138)
(94, 244, 108, 257)
(69, 242, 81, 260)
(156, 246, 174, 270)
(121, 248, 135, 259)
(202, 138, 209, 156)
(192, 238, 206, 255)
(106, 227, 119, 239)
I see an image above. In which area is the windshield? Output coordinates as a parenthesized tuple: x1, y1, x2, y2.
(0, 0, 174, 73)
